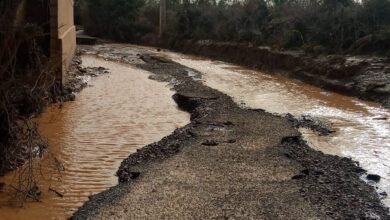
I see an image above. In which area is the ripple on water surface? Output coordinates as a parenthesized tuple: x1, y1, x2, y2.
(0, 55, 189, 220)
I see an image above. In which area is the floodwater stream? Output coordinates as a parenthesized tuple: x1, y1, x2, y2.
(0, 56, 189, 219)
(158, 50, 390, 207)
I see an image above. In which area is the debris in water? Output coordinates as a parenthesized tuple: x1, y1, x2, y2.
(49, 188, 64, 198)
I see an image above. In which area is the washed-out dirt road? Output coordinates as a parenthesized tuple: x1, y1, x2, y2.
(72, 45, 389, 219)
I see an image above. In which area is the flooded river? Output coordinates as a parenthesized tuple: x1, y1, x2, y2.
(158, 51, 390, 206)
(0, 44, 389, 219)
(0, 56, 189, 219)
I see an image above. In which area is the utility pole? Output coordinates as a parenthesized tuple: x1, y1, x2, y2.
(159, 0, 166, 38)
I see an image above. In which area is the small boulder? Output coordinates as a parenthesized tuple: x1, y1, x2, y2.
(129, 172, 141, 179)
(202, 140, 219, 146)
(367, 174, 381, 182)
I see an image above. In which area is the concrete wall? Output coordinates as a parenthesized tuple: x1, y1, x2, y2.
(50, 0, 76, 84)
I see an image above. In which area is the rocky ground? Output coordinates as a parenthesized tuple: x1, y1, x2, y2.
(72, 47, 389, 219)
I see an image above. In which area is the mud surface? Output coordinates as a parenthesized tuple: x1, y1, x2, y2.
(73, 48, 389, 219)
(167, 40, 390, 108)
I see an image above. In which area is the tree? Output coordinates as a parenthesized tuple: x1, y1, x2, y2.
(83, 0, 144, 41)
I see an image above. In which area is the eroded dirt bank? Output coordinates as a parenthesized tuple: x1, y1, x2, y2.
(72, 50, 389, 219)
(164, 40, 390, 108)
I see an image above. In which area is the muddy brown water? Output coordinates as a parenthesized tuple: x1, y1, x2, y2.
(0, 56, 189, 219)
(157, 51, 390, 207)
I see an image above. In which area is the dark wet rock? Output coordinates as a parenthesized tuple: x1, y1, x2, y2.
(301, 169, 310, 175)
(202, 140, 219, 146)
(223, 121, 234, 126)
(227, 139, 236, 143)
(286, 114, 335, 136)
(292, 174, 306, 180)
(173, 93, 202, 112)
(367, 174, 381, 182)
(373, 117, 388, 120)
(129, 172, 141, 179)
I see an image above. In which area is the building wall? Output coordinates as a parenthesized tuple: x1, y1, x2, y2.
(50, 0, 76, 84)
